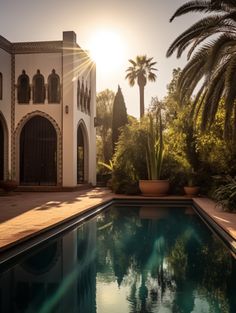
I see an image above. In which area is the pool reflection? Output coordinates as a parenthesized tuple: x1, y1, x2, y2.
(0, 205, 235, 313)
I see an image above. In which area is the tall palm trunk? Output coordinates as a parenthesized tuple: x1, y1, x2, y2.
(139, 84, 145, 118)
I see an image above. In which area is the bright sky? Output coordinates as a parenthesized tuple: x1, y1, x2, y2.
(0, 0, 199, 118)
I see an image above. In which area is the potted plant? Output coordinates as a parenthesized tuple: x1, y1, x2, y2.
(183, 168, 199, 196)
(1, 170, 18, 193)
(139, 112, 170, 196)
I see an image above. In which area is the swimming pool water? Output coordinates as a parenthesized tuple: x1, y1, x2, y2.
(0, 204, 235, 313)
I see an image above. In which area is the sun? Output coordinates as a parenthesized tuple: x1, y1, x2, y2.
(88, 30, 125, 72)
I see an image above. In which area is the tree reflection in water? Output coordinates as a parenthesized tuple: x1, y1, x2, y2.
(96, 205, 236, 313)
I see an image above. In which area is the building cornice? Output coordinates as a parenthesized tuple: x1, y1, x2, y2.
(0, 35, 12, 53)
(12, 41, 63, 54)
(0, 33, 88, 56)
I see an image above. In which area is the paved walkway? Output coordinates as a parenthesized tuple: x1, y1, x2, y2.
(0, 188, 235, 253)
(0, 188, 113, 251)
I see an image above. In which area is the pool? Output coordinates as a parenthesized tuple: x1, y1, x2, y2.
(0, 202, 235, 313)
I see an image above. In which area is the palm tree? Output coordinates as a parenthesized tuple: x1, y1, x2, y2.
(167, 0, 236, 141)
(125, 55, 157, 118)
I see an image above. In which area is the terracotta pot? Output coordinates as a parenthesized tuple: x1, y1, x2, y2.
(2, 180, 18, 192)
(184, 186, 199, 196)
(139, 180, 170, 196)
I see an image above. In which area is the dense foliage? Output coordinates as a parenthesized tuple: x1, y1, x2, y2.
(111, 118, 147, 194)
(96, 59, 236, 210)
(108, 66, 236, 201)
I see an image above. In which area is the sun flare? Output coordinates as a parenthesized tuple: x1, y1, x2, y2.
(88, 30, 125, 72)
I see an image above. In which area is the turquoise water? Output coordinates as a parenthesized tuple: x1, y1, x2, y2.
(0, 205, 235, 313)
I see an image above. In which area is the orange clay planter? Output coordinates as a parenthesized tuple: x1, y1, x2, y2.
(139, 179, 170, 197)
(184, 186, 200, 197)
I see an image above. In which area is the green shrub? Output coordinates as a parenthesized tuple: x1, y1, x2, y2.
(212, 176, 236, 212)
(111, 119, 147, 194)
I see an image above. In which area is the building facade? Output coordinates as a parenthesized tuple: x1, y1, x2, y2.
(0, 31, 96, 188)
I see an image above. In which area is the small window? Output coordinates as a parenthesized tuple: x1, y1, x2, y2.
(0, 72, 2, 100)
(17, 70, 30, 104)
(48, 69, 60, 103)
(33, 69, 45, 104)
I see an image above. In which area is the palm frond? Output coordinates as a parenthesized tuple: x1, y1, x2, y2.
(128, 59, 137, 66)
(206, 34, 236, 72)
(170, 0, 235, 22)
(167, 15, 234, 58)
(170, 1, 213, 22)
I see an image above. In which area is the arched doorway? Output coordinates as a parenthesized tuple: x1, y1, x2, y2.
(20, 116, 57, 185)
(77, 123, 88, 184)
(0, 119, 4, 180)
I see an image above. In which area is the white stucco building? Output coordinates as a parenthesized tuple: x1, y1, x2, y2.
(0, 31, 96, 189)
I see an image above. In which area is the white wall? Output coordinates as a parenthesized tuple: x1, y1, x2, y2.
(62, 41, 77, 187)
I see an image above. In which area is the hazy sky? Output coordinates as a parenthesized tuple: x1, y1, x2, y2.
(0, 0, 199, 117)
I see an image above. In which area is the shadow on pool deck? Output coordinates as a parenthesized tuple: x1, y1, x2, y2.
(0, 188, 112, 223)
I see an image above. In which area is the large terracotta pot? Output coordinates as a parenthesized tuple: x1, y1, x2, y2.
(139, 180, 170, 196)
(184, 186, 199, 196)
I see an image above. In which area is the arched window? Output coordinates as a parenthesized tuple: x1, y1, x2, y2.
(0, 72, 2, 100)
(33, 69, 45, 104)
(17, 70, 30, 103)
(87, 89, 91, 115)
(47, 69, 60, 103)
(77, 78, 80, 109)
(77, 125, 85, 183)
(80, 79, 84, 112)
(84, 85, 88, 113)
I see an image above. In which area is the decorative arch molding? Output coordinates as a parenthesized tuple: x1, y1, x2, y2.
(77, 119, 89, 183)
(13, 111, 62, 185)
(0, 111, 9, 180)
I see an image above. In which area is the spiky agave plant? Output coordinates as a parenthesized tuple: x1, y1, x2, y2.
(98, 160, 114, 173)
(145, 113, 164, 180)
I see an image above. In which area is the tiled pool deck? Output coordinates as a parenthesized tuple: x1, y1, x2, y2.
(0, 188, 235, 253)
